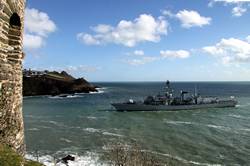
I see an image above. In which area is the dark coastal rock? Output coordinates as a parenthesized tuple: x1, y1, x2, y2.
(61, 155, 75, 164)
(23, 71, 97, 96)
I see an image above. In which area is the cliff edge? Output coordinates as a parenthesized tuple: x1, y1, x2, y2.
(23, 70, 97, 96)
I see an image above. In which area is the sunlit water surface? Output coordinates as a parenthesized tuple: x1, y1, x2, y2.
(24, 82, 250, 165)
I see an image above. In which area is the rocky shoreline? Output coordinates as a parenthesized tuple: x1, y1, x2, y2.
(23, 70, 98, 96)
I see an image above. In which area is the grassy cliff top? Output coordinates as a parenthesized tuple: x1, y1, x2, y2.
(0, 144, 43, 166)
(45, 71, 75, 82)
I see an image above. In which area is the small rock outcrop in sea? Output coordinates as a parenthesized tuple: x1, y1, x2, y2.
(61, 155, 75, 164)
(23, 70, 98, 96)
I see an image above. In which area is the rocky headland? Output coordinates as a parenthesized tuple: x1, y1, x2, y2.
(23, 70, 98, 96)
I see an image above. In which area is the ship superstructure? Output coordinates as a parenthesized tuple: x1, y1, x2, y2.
(112, 81, 237, 111)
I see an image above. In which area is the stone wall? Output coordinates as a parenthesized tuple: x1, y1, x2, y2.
(0, 0, 26, 156)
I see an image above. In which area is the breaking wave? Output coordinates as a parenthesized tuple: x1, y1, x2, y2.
(89, 91, 104, 94)
(83, 128, 101, 133)
(102, 132, 123, 137)
(163, 119, 242, 133)
(163, 120, 195, 125)
(25, 152, 107, 166)
(239, 128, 250, 132)
(27, 128, 40, 131)
(228, 114, 244, 119)
(83, 128, 124, 137)
(206, 125, 231, 132)
(48, 95, 83, 99)
(86, 116, 98, 120)
(145, 150, 222, 166)
(60, 138, 72, 143)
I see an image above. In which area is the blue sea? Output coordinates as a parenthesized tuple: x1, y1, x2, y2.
(23, 82, 250, 165)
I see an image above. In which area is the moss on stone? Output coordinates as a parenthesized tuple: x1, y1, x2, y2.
(0, 144, 23, 166)
(0, 144, 43, 166)
(24, 160, 44, 166)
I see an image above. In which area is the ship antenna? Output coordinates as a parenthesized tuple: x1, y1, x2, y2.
(194, 84, 199, 97)
(194, 84, 197, 97)
(193, 85, 198, 104)
(165, 80, 172, 105)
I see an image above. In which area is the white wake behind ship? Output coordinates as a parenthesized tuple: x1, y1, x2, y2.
(112, 81, 237, 111)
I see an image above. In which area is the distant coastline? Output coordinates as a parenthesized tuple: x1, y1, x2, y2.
(23, 69, 98, 96)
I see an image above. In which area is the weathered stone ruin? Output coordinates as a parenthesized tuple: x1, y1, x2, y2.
(0, 0, 26, 155)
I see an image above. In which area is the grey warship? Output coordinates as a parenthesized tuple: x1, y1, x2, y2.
(112, 81, 237, 111)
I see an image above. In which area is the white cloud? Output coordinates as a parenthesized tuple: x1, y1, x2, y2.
(24, 8, 56, 50)
(203, 46, 224, 55)
(23, 34, 44, 49)
(210, 0, 250, 16)
(65, 65, 100, 73)
(126, 56, 157, 66)
(160, 50, 190, 59)
(125, 49, 191, 66)
(91, 24, 113, 33)
(77, 33, 100, 45)
(232, 6, 247, 16)
(25, 8, 56, 37)
(161, 10, 175, 18)
(134, 50, 144, 56)
(77, 14, 168, 47)
(124, 50, 157, 65)
(176, 10, 211, 28)
(246, 35, 250, 42)
(203, 37, 250, 64)
(212, 0, 250, 3)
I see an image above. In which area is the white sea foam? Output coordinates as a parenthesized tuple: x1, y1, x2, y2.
(237, 102, 250, 109)
(41, 120, 67, 128)
(236, 104, 241, 108)
(83, 128, 123, 137)
(83, 128, 101, 133)
(102, 132, 123, 137)
(48, 95, 82, 99)
(86, 116, 98, 120)
(75, 88, 106, 95)
(164, 119, 237, 134)
(27, 128, 40, 131)
(25, 150, 221, 166)
(145, 150, 222, 166)
(85, 116, 107, 120)
(75, 91, 104, 95)
(239, 128, 250, 132)
(48, 121, 59, 125)
(25, 152, 107, 166)
(60, 138, 72, 143)
(228, 114, 244, 119)
(40, 126, 52, 129)
(163, 120, 194, 125)
(91, 87, 107, 94)
(89, 91, 104, 94)
(96, 87, 107, 90)
(206, 125, 231, 132)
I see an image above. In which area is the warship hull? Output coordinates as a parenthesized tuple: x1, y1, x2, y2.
(112, 101, 237, 111)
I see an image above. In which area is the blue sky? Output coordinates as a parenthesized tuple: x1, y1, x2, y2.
(23, 0, 250, 81)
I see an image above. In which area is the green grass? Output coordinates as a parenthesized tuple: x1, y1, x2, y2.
(0, 144, 43, 166)
(45, 72, 73, 82)
(24, 160, 44, 166)
(46, 73, 65, 79)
